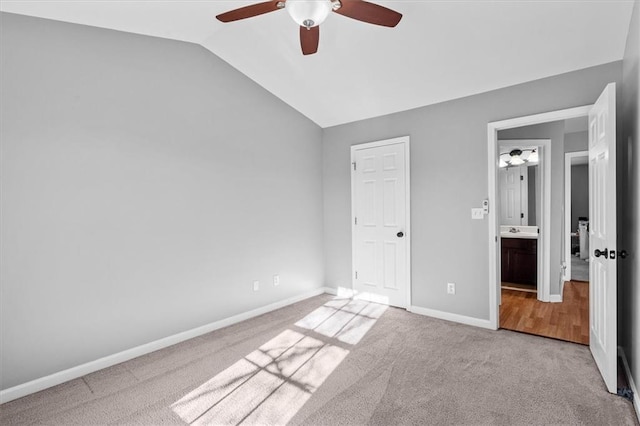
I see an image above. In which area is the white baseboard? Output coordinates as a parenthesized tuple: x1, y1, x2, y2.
(549, 294, 563, 303)
(410, 305, 494, 330)
(0, 287, 332, 404)
(618, 346, 640, 422)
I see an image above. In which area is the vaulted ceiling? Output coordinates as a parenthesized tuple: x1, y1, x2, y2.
(0, 1, 634, 128)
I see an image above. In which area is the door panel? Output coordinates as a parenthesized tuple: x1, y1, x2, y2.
(588, 83, 617, 394)
(499, 166, 525, 225)
(383, 242, 398, 290)
(383, 179, 398, 226)
(353, 141, 408, 308)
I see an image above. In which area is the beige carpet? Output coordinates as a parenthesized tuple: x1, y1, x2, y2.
(1, 294, 637, 425)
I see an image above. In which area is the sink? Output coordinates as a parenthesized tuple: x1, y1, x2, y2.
(500, 225, 539, 239)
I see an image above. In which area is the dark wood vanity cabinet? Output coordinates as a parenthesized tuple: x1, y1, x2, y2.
(501, 238, 537, 286)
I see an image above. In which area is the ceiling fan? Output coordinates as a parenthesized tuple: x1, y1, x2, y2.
(216, 0, 402, 55)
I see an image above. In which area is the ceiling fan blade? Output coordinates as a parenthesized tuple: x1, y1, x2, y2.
(334, 0, 402, 27)
(300, 25, 319, 55)
(216, 1, 283, 23)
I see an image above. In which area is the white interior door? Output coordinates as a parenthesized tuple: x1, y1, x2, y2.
(588, 83, 617, 394)
(352, 139, 409, 308)
(499, 166, 525, 225)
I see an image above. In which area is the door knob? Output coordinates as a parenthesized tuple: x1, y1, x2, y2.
(397, 231, 404, 238)
(594, 248, 609, 259)
(618, 250, 628, 259)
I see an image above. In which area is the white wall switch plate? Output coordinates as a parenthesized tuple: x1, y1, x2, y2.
(472, 208, 484, 219)
(273, 275, 280, 286)
(447, 282, 456, 295)
(253, 281, 260, 292)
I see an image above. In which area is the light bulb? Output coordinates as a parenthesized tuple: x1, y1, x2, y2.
(527, 150, 539, 163)
(510, 156, 524, 165)
(499, 159, 508, 168)
(286, 0, 332, 28)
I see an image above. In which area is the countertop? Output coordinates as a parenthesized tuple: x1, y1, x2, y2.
(500, 225, 539, 239)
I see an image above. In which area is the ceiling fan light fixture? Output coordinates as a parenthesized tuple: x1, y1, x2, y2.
(286, 0, 332, 28)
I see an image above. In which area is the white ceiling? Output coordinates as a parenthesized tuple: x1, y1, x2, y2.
(0, 1, 635, 128)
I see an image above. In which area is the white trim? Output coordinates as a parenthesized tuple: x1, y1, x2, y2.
(549, 294, 563, 303)
(350, 136, 411, 309)
(520, 164, 529, 226)
(487, 105, 592, 330)
(618, 346, 640, 422)
(564, 150, 589, 282)
(410, 305, 494, 330)
(489, 106, 592, 130)
(498, 140, 551, 303)
(542, 143, 552, 301)
(405, 141, 411, 310)
(0, 287, 332, 404)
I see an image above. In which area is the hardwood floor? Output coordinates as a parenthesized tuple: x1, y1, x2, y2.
(499, 281, 589, 345)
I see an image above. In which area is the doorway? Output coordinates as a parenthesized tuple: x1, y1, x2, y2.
(350, 136, 411, 308)
(564, 150, 590, 283)
(493, 120, 590, 346)
(487, 83, 618, 394)
(497, 139, 548, 299)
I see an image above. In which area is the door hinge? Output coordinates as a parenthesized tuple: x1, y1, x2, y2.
(354, 217, 358, 225)
(355, 271, 358, 279)
(352, 162, 356, 171)
(520, 213, 524, 219)
(520, 175, 524, 181)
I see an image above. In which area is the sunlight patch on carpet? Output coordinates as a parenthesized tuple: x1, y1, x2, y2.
(171, 297, 386, 425)
(296, 298, 387, 345)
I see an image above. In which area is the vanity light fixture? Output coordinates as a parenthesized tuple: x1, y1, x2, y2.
(509, 149, 525, 165)
(500, 148, 538, 168)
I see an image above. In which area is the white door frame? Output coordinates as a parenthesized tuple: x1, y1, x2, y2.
(564, 150, 589, 283)
(498, 139, 550, 303)
(487, 105, 592, 329)
(350, 136, 411, 309)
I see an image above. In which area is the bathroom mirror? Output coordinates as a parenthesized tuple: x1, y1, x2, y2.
(497, 146, 541, 227)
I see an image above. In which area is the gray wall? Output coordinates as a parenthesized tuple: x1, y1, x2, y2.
(499, 122, 565, 294)
(564, 131, 588, 153)
(323, 62, 622, 320)
(620, 0, 640, 394)
(0, 13, 324, 390)
(570, 165, 589, 233)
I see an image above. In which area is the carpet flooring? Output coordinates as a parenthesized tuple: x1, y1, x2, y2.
(572, 255, 590, 282)
(1, 294, 637, 425)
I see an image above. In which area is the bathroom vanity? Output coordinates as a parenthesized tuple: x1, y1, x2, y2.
(500, 226, 538, 287)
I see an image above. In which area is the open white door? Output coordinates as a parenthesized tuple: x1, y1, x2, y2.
(588, 83, 617, 394)
(351, 137, 410, 308)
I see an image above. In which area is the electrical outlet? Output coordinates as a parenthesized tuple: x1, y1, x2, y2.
(471, 208, 484, 219)
(447, 282, 456, 295)
(253, 281, 260, 292)
(273, 275, 280, 286)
